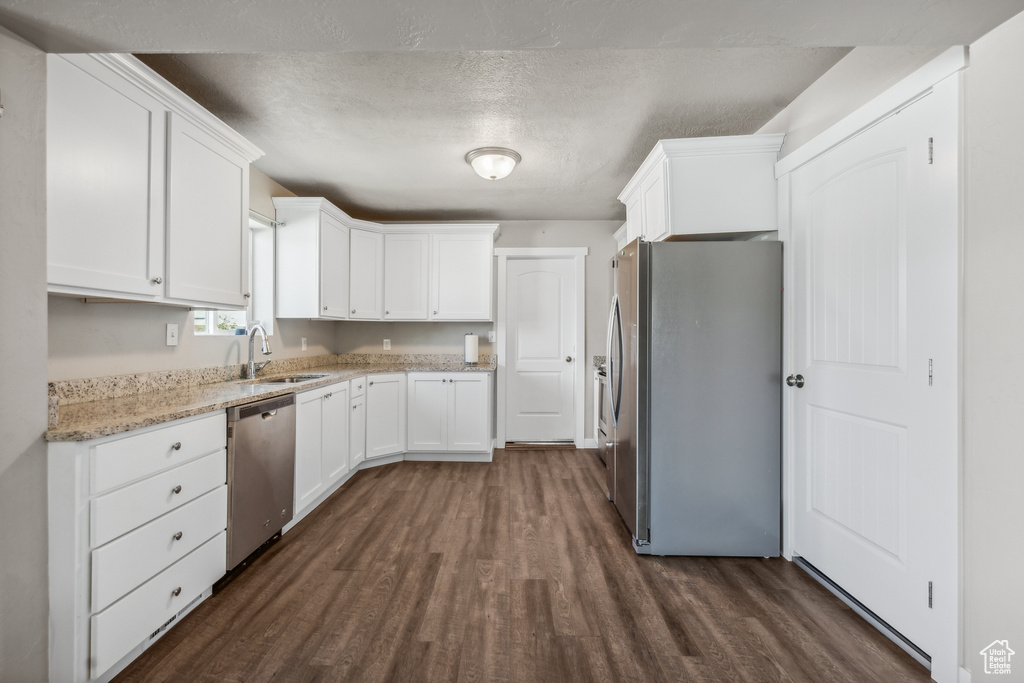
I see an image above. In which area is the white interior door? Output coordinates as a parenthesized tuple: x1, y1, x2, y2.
(505, 258, 576, 441)
(788, 79, 958, 676)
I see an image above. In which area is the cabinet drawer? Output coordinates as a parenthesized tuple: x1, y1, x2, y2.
(91, 486, 227, 613)
(91, 412, 226, 494)
(350, 376, 366, 398)
(91, 450, 225, 548)
(90, 532, 226, 679)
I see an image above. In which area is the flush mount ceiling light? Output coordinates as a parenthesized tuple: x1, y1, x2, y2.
(465, 147, 521, 180)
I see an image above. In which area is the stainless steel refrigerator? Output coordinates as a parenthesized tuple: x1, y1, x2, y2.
(605, 239, 781, 556)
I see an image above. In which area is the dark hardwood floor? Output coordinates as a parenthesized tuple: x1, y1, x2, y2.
(115, 449, 931, 682)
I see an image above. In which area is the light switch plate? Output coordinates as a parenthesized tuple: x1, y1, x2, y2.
(166, 323, 179, 346)
(383, 338, 391, 350)
(301, 337, 307, 351)
(487, 330, 496, 343)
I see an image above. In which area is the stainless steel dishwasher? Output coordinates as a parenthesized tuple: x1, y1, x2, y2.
(226, 393, 296, 570)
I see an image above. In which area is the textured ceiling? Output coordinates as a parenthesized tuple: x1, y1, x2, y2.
(5, 0, 1024, 221)
(2, 0, 1023, 52)
(138, 49, 849, 221)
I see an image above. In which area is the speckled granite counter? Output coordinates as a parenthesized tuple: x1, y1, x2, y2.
(47, 354, 496, 442)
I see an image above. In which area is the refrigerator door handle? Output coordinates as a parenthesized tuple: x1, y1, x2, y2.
(606, 294, 623, 427)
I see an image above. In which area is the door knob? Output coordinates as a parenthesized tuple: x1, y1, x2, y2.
(565, 356, 573, 363)
(786, 374, 805, 388)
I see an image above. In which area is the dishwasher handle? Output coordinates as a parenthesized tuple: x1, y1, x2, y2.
(262, 410, 277, 420)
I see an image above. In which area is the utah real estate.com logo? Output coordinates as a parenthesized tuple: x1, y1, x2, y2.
(980, 640, 1015, 676)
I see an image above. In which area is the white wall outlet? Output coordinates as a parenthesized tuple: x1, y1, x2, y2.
(165, 323, 179, 347)
(383, 338, 391, 350)
(301, 337, 307, 351)
(487, 330, 496, 343)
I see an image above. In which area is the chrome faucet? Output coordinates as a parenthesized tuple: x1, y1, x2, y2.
(243, 323, 272, 379)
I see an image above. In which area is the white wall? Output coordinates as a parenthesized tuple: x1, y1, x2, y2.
(0, 26, 49, 683)
(47, 169, 337, 381)
(758, 46, 946, 157)
(961, 10, 1024, 674)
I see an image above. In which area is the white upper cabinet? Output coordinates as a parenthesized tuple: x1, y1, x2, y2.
(165, 113, 250, 308)
(47, 54, 166, 299)
(619, 134, 784, 241)
(274, 197, 350, 320)
(349, 227, 384, 320)
(383, 233, 429, 320)
(46, 54, 263, 308)
(430, 231, 494, 321)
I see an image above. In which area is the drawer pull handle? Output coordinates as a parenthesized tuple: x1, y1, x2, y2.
(172, 442, 182, 451)
(173, 531, 183, 541)
(172, 485, 182, 495)
(171, 586, 182, 597)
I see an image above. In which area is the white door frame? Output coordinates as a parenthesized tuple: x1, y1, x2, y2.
(496, 247, 587, 448)
(776, 47, 965, 683)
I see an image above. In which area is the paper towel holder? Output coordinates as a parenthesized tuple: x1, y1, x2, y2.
(464, 332, 479, 365)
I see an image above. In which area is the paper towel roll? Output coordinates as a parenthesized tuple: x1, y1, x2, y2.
(464, 333, 479, 364)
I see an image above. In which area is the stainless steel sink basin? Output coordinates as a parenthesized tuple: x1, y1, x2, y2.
(255, 374, 329, 384)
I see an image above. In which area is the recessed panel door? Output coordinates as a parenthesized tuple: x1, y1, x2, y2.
(506, 258, 576, 441)
(789, 82, 958, 670)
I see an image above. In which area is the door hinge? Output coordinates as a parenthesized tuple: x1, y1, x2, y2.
(928, 359, 933, 387)
(928, 137, 934, 165)
(928, 581, 933, 608)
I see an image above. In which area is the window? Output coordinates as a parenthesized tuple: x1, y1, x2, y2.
(193, 214, 275, 336)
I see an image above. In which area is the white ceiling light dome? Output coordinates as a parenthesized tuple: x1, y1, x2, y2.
(466, 147, 521, 180)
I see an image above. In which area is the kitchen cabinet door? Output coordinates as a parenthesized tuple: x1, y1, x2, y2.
(365, 373, 406, 459)
(407, 373, 447, 451)
(349, 228, 384, 320)
(640, 164, 668, 242)
(47, 54, 166, 300)
(349, 392, 366, 469)
(294, 388, 326, 514)
(166, 112, 250, 308)
(321, 383, 350, 483)
(431, 233, 493, 320)
(320, 211, 350, 319)
(384, 233, 429, 320)
(447, 373, 491, 451)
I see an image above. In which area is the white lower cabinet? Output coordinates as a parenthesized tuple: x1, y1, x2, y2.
(365, 373, 407, 459)
(48, 412, 228, 683)
(408, 372, 491, 452)
(350, 377, 367, 469)
(294, 381, 350, 516)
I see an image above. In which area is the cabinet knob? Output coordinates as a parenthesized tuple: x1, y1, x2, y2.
(244, 292, 251, 299)
(171, 587, 182, 597)
(172, 531, 183, 541)
(152, 276, 163, 285)
(171, 441, 182, 451)
(324, 306, 328, 311)
(172, 485, 182, 495)
(368, 381, 374, 386)
(385, 310, 390, 315)
(433, 310, 438, 315)
(325, 392, 332, 399)
(351, 309, 356, 314)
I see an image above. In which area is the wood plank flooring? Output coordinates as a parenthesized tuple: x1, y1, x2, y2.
(114, 449, 931, 682)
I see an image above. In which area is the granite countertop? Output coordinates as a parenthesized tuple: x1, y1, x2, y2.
(47, 356, 496, 442)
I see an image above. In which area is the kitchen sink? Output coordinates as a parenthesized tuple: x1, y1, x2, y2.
(254, 374, 329, 384)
